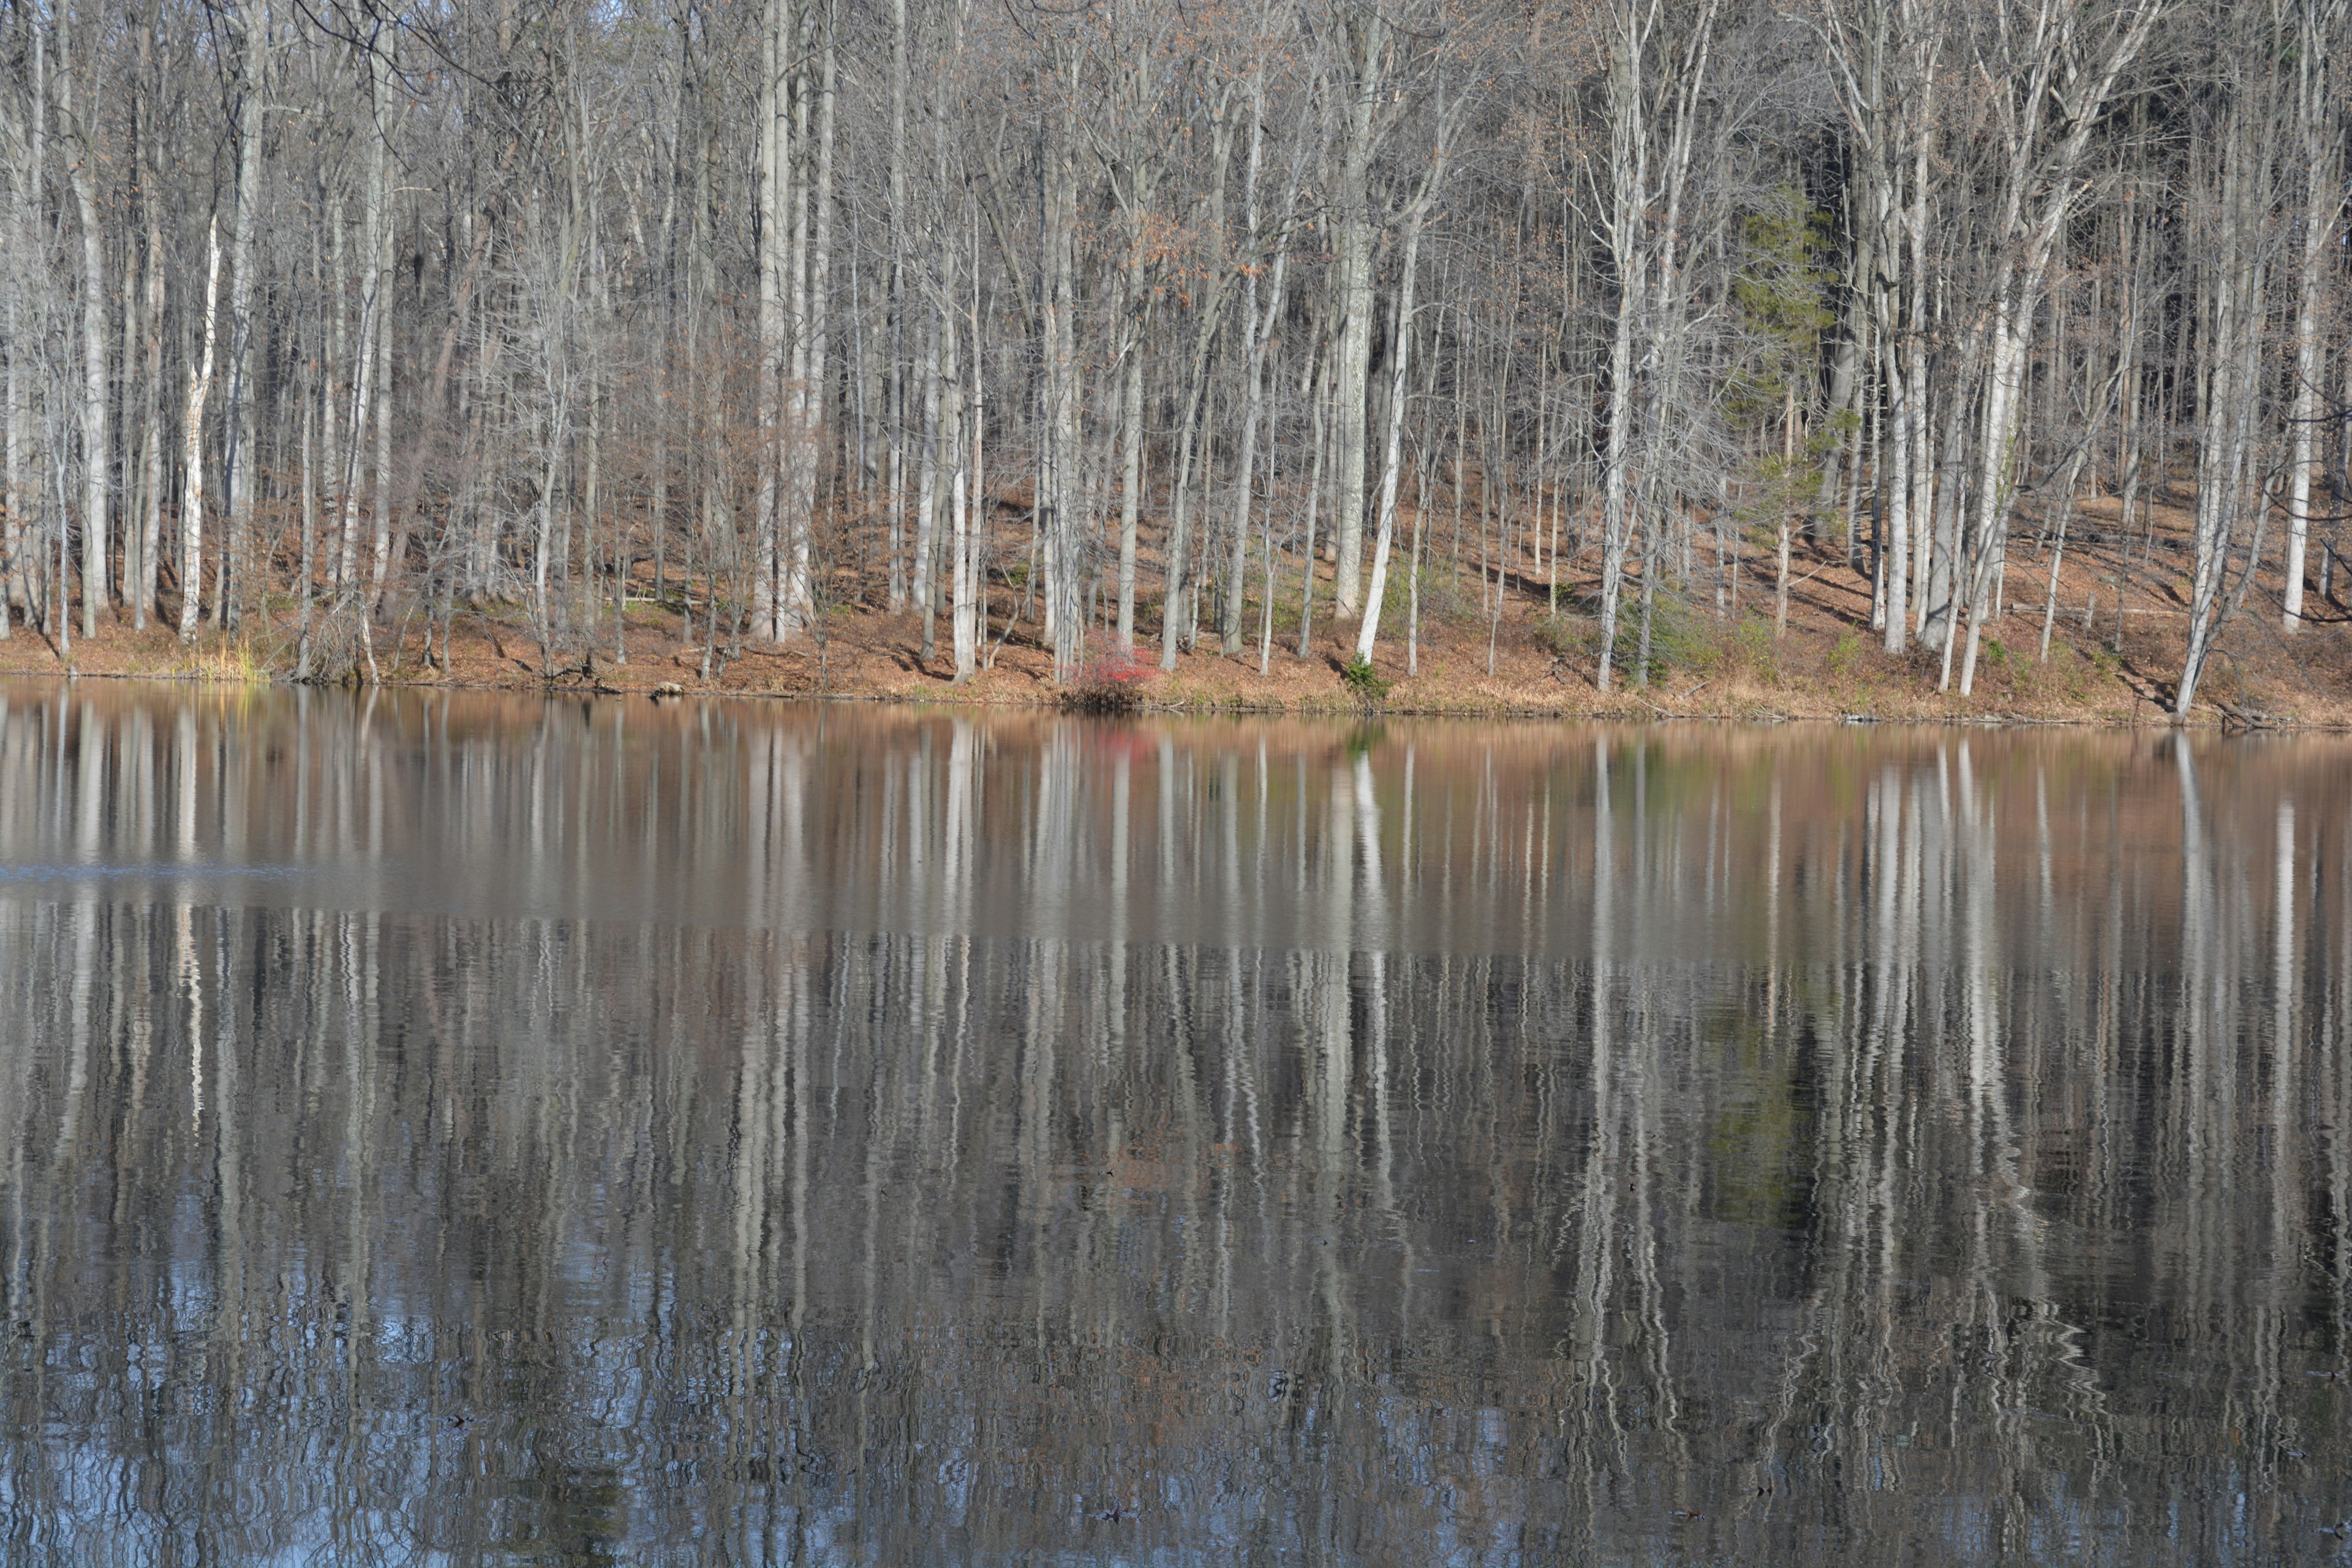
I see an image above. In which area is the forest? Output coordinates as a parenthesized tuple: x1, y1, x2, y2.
(0, 0, 2345, 717)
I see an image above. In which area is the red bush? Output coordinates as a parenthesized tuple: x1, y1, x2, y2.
(1064, 650, 1158, 711)
(1077, 652, 1156, 689)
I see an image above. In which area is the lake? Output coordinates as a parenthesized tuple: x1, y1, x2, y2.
(1, 684, 2347, 1564)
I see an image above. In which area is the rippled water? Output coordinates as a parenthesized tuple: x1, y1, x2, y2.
(1, 684, 2348, 1565)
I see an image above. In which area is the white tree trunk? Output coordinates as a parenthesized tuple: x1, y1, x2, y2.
(336, 83, 386, 608)
(752, 0, 790, 641)
(951, 202, 982, 682)
(2179, 99, 2267, 717)
(134, 205, 164, 630)
(59, 22, 107, 642)
(783, 0, 835, 636)
(1, 283, 21, 639)
(178, 219, 222, 643)
(364, 196, 395, 609)
(221, 6, 265, 627)
(1223, 82, 1294, 657)
(2282, 4, 2340, 630)
(882, 0, 908, 611)
(911, 311, 942, 654)
(1041, 47, 1085, 679)
(1354, 149, 1442, 663)
(1592, 0, 1652, 693)
(1330, 10, 1386, 616)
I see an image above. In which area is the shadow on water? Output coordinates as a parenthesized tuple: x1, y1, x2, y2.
(1, 683, 2350, 1563)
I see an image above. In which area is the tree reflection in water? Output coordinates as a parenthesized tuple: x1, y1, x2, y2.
(0, 688, 2346, 1564)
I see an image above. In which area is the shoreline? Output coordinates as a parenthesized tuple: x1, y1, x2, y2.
(3, 551, 2342, 731)
(4, 648, 2329, 733)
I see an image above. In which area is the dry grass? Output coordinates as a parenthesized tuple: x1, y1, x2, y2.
(171, 630, 275, 685)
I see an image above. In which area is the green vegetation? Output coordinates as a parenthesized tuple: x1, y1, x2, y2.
(1340, 655, 1392, 706)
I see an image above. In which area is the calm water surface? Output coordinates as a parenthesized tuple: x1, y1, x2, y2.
(2, 684, 2350, 1565)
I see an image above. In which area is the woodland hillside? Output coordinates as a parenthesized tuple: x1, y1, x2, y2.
(2, 0, 2349, 720)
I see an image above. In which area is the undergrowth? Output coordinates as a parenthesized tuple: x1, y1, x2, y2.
(1060, 650, 1158, 712)
(1340, 655, 1392, 706)
(175, 632, 273, 685)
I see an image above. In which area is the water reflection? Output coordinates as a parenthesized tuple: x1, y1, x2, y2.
(1, 687, 2349, 1564)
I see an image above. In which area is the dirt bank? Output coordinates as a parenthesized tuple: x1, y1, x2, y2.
(5, 491, 2346, 728)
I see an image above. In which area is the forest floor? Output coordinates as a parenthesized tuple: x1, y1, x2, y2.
(5, 486, 2350, 728)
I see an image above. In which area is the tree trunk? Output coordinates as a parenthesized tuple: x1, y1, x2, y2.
(752, 0, 790, 641)
(132, 193, 164, 630)
(2282, 4, 2340, 630)
(1592, 1, 1650, 694)
(1329, 9, 1387, 617)
(1040, 48, 1085, 680)
(913, 310, 942, 659)
(951, 200, 982, 681)
(1, 282, 21, 638)
(1296, 337, 1331, 659)
(1224, 83, 1297, 657)
(364, 194, 396, 611)
(296, 372, 316, 679)
(222, 8, 266, 625)
(61, 21, 108, 642)
(783, 0, 836, 635)
(178, 219, 222, 643)
(2179, 88, 2271, 717)
(1354, 137, 1442, 662)
(1155, 83, 1238, 673)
